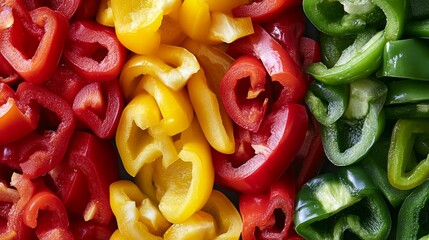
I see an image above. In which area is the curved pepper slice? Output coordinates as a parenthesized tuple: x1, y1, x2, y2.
(188, 70, 235, 154)
(239, 170, 295, 240)
(135, 118, 214, 223)
(22, 0, 82, 19)
(321, 78, 386, 166)
(0, 5, 68, 84)
(396, 179, 429, 239)
(119, 45, 200, 98)
(96, 0, 114, 27)
(49, 131, 119, 226)
(0, 82, 75, 178)
(110, 180, 165, 240)
(0, 52, 20, 84)
(220, 55, 269, 133)
(0, 82, 39, 145)
(0, 176, 22, 239)
(228, 24, 306, 103)
(213, 103, 308, 194)
(388, 119, 429, 190)
(294, 166, 391, 239)
(232, 0, 301, 23)
(72, 80, 124, 139)
(70, 220, 115, 240)
(64, 20, 127, 82)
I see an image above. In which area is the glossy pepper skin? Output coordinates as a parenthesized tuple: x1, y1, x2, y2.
(294, 166, 391, 240)
(396, 179, 429, 239)
(321, 78, 387, 166)
(213, 103, 308, 194)
(388, 119, 429, 190)
(232, 0, 301, 23)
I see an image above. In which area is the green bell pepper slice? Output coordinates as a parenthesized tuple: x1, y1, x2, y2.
(388, 119, 429, 190)
(396, 179, 429, 239)
(378, 39, 429, 80)
(322, 78, 387, 166)
(359, 137, 412, 207)
(385, 104, 429, 119)
(303, 0, 406, 39)
(294, 166, 391, 240)
(306, 30, 386, 85)
(404, 19, 429, 38)
(305, 80, 349, 126)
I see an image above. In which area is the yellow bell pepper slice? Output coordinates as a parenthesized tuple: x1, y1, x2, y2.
(179, 0, 253, 44)
(159, 15, 187, 45)
(163, 211, 217, 240)
(119, 45, 200, 99)
(204, 0, 250, 13)
(136, 75, 194, 136)
(109, 180, 167, 240)
(96, 0, 114, 27)
(187, 70, 235, 154)
(115, 93, 179, 177)
(110, 230, 127, 240)
(135, 118, 214, 223)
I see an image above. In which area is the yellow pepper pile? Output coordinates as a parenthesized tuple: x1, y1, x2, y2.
(96, 0, 253, 238)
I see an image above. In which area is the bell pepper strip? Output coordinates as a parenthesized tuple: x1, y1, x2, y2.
(318, 32, 355, 69)
(0, 82, 75, 178)
(387, 119, 429, 190)
(321, 78, 387, 166)
(220, 55, 270, 133)
(119, 45, 200, 98)
(0, 178, 20, 239)
(0, 82, 39, 145)
(163, 211, 217, 239)
(378, 38, 429, 80)
(306, 29, 386, 85)
(23, 190, 74, 240)
(232, 0, 301, 23)
(187, 69, 235, 154)
(305, 80, 349, 126)
(96, 0, 114, 27)
(115, 93, 180, 177)
(239, 170, 296, 240)
(299, 37, 321, 80)
(0, 53, 20, 84)
(227, 24, 306, 103)
(69, 219, 115, 240)
(396, 179, 429, 239)
(182, 39, 235, 154)
(204, 0, 250, 13)
(63, 20, 127, 82)
(109, 0, 181, 55)
(72, 80, 124, 139)
(110, 180, 165, 240)
(72, 0, 101, 20)
(158, 15, 187, 46)
(213, 103, 308, 194)
(49, 131, 119, 226)
(21, 0, 82, 19)
(294, 166, 392, 239)
(179, 0, 254, 44)
(359, 137, 411, 207)
(0, 5, 68, 84)
(135, 118, 214, 223)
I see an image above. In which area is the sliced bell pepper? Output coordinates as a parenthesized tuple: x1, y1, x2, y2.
(0, 5, 68, 84)
(294, 166, 391, 239)
(232, 0, 301, 23)
(0, 52, 20, 84)
(163, 212, 217, 239)
(220, 55, 270, 133)
(135, 118, 214, 223)
(119, 45, 200, 98)
(396, 179, 429, 239)
(321, 78, 387, 166)
(388, 119, 429, 190)
(0, 82, 39, 145)
(21, 0, 82, 19)
(73, 0, 101, 20)
(0, 175, 21, 239)
(49, 131, 119, 226)
(213, 103, 308, 194)
(64, 20, 127, 82)
(72, 80, 124, 139)
(0, 82, 75, 178)
(70, 219, 115, 240)
(239, 170, 296, 240)
(96, 0, 114, 27)
(359, 137, 411, 207)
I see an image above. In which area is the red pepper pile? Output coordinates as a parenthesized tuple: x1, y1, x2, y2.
(0, 0, 125, 238)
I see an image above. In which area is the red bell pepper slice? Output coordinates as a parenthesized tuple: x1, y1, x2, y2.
(299, 37, 321, 84)
(70, 219, 115, 240)
(239, 169, 296, 240)
(0, 82, 75, 178)
(232, 0, 301, 23)
(227, 24, 307, 103)
(64, 21, 127, 82)
(0, 53, 20, 84)
(72, 0, 101, 20)
(0, 83, 39, 145)
(262, 7, 305, 66)
(0, 5, 68, 84)
(49, 131, 119, 226)
(21, 0, 82, 19)
(213, 103, 308, 194)
(23, 190, 74, 240)
(220, 55, 270, 132)
(72, 80, 124, 139)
